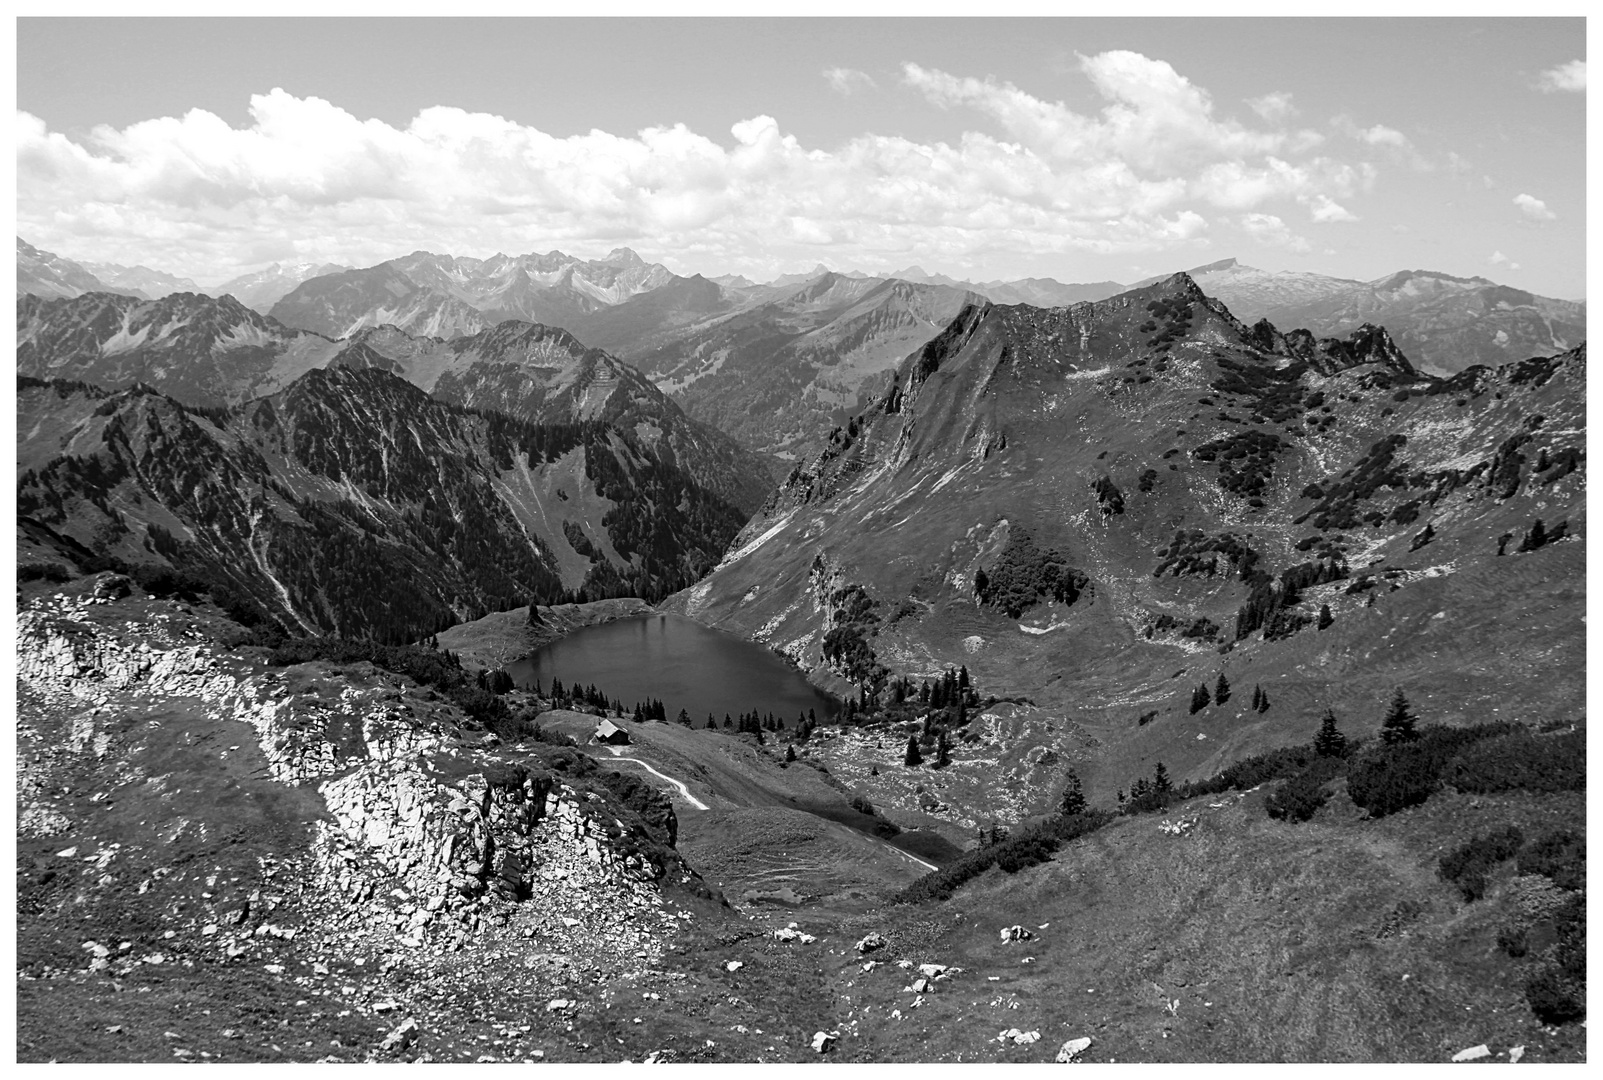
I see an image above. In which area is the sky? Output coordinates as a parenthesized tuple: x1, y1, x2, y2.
(14, 16, 1588, 297)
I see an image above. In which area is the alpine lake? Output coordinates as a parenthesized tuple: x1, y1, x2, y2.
(506, 612, 840, 726)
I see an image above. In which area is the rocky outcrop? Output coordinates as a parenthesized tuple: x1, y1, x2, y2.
(16, 591, 677, 957)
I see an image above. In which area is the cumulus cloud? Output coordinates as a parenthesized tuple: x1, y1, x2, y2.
(1240, 212, 1310, 252)
(1332, 114, 1410, 147)
(1246, 91, 1297, 123)
(823, 67, 877, 95)
(1489, 250, 1521, 270)
(17, 54, 1385, 280)
(1306, 194, 1358, 223)
(1534, 60, 1585, 93)
(1514, 193, 1557, 220)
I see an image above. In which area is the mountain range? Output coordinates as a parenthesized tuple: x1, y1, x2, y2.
(20, 239, 1585, 455)
(16, 290, 774, 516)
(664, 271, 1585, 802)
(17, 365, 747, 639)
(1149, 258, 1586, 377)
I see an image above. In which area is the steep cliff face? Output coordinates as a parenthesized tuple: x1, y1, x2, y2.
(16, 587, 690, 961)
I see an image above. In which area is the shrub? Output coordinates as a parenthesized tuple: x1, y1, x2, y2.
(1497, 923, 1529, 958)
(1264, 754, 1347, 822)
(1438, 825, 1524, 901)
(1346, 724, 1513, 818)
(894, 811, 1110, 905)
(1524, 968, 1585, 1025)
(18, 562, 72, 583)
(1442, 728, 1585, 795)
(1517, 828, 1585, 891)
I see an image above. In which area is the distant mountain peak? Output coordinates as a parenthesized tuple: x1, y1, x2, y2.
(1188, 257, 1240, 274)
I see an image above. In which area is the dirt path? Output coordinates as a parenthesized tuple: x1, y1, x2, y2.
(604, 748, 712, 810)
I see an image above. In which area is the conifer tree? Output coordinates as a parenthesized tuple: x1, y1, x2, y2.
(527, 603, 543, 626)
(904, 734, 923, 767)
(677, 708, 691, 726)
(1258, 688, 1270, 713)
(1380, 688, 1418, 745)
(1153, 761, 1172, 796)
(1313, 708, 1348, 758)
(935, 730, 952, 768)
(1215, 672, 1231, 705)
(1190, 683, 1211, 714)
(1318, 603, 1334, 630)
(1251, 684, 1263, 711)
(785, 744, 797, 763)
(1059, 769, 1087, 817)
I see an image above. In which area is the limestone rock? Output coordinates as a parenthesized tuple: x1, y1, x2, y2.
(1056, 1036, 1093, 1062)
(380, 1018, 419, 1053)
(855, 932, 887, 953)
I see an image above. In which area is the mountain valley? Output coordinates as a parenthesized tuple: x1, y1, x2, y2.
(14, 254, 1586, 1064)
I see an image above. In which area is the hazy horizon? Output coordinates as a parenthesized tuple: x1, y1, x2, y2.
(16, 17, 1587, 298)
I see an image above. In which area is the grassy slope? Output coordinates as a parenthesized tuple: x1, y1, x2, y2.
(812, 783, 1584, 1063)
(535, 709, 938, 918)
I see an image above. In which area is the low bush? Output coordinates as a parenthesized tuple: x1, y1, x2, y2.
(17, 562, 72, 583)
(1517, 828, 1585, 892)
(894, 811, 1110, 905)
(1442, 728, 1586, 795)
(1345, 723, 1514, 818)
(1525, 968, 1585, 1025)
(1264, 754, 1347, 822)
(1438, 825, 1524, 901)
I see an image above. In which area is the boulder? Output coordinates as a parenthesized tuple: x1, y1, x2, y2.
(918, 963, 947, 978)
(1056, 1036, 1093, 1062)
(997, 1028, 1040, 1045)
(725, 960, 744, 973)
(1000, 925, 1035, 943)
(811, 1031, 837, 1054)
(855, 932, 887, 953)
(90, 573, 132, 601)
(1451, 1044, 1491, 1063)
(380, 1018, 419, 1053)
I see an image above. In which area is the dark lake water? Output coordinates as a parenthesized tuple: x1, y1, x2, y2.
(506, 613, 839, 726)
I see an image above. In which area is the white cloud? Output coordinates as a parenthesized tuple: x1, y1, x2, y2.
(1534, 60, 1585, 93)
(823, 67, 877, 95)
(16, 56, 1383, 281)
(1332, 115, 1410, 147)
(1306, 194, 1358, 223)
(1246, 91, 1297, 123)
(1514, 193, 1557, 221)
(1240, 212, 1310, 252)
(1489, 250, 1521, 271)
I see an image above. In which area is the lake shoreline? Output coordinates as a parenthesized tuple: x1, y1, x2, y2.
(434, 597, 657, 671)
(506, 610, 842, 725)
